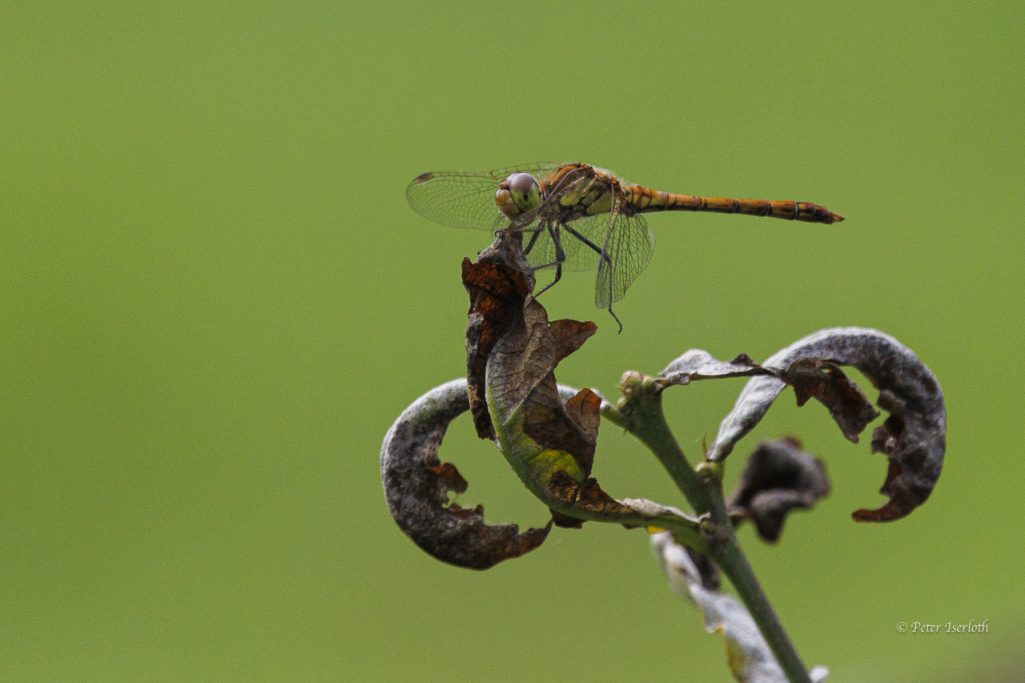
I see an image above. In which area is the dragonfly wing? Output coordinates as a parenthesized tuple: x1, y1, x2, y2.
(523, 214, 610, 272)
(406, 163, 564, 230)
(595, 209, 655, 308)
(556, 214, 614, 272)
(406, 171, 505, 230)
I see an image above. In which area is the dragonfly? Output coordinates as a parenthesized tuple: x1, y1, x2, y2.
(406, 162, 843, 331)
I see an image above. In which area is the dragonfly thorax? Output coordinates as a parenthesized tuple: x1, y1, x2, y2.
(495, 172, 542, 219)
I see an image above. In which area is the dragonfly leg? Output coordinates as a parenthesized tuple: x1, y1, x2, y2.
(562, 223, 614, 270)
(607, 306, 623, 334)
(522, 226, 543, 257)
(532, 262, 563, 300)
(566, 212, 623, 333)
(529, 223, 566, 300)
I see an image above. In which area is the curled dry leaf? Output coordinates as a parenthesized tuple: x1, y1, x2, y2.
(464, 233, 603, 508)
(652, 532, 829, 683)
(485, 296, 705, 533)
(380, 379, 550, 570)
(727, 438, 831, 542)
(708, 328, 945, 522)
(484, 288, 607, 507)
(659, 349, 879, 440)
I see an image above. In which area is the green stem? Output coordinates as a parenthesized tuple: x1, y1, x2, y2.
(606, 377, 712, 514)
(710, 533, 812, 683)
(617, 373, 811, 683)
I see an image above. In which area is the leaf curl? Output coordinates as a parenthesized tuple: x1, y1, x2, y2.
(707, 328, 945, 522)
(380, 379, 550, 570)
(727, 438, 831, 542)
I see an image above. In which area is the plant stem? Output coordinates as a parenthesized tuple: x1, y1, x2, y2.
(606, 379, 712, 514)
(710, 533, 812, 683)
(617, 374, 811, 683)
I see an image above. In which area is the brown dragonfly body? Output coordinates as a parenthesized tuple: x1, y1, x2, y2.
(507, 163, 843, 225)
(407, 162, 844, 331)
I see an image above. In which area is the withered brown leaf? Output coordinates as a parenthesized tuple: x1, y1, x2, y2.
(463, 235, 534, 440)
(485, 291, 603, 508)
(779, 358, 880, 442)
(727, 438, 831, 542)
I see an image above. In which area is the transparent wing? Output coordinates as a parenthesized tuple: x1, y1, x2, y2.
(405, 163, 563, 230)
(524, 213, 610, 273)
(595, 208, 656, 308)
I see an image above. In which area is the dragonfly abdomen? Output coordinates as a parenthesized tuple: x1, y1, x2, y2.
(624, 185, 843, 224)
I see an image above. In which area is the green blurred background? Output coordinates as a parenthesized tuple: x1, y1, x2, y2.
(3, 2, 1023, 681)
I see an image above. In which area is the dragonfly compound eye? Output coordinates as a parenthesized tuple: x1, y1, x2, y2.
(506, 173, 541, 213)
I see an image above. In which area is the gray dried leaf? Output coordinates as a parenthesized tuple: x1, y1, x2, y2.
(659, 350, 878, 444)
(661, 349, 771, 386)
(708, 328, 945, 522)
(652, 532, 829, 682)
(380, 379, 550, 570)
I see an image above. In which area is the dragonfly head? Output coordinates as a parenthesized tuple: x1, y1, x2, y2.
(496, 172, 542, 219)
